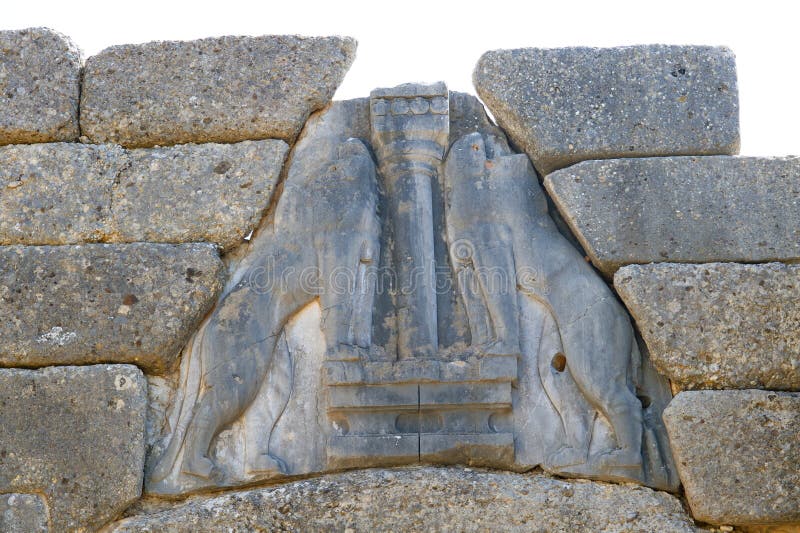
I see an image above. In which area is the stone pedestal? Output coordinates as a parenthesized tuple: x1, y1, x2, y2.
(325, 355, 517, 468)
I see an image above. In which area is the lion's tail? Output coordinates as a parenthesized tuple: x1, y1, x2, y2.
(149, 324, 207, 483)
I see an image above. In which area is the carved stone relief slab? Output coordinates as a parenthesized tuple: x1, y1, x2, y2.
(146, 99, 377, 494)
(146, 84, 678, 496)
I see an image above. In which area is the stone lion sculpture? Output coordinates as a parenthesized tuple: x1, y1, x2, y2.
(149, 139, 380, 487)
(444, 132, 644, 472)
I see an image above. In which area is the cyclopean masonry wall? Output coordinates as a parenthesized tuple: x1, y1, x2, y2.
(0, 28, 797, 532)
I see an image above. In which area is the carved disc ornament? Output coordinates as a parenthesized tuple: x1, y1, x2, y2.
(146, 83, 678, 496)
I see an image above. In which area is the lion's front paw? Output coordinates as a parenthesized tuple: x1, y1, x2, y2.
(247, 453, 289, 475)
(183, 455, 215, 479)
(592, 448, 643, 470)
(546, 446, 587, 469)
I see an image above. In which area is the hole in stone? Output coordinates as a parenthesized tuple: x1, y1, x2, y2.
(670, 65, 687, 77)
(638, 395, 652, 409)
(551, 352, 567, 372)
(185, 268, 201, 282)
(214, 161, 232, 174)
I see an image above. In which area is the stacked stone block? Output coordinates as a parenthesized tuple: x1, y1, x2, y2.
(544, 156, 800, 277)
(474, 45, 740, 175)
(0, 28, 81, 144)
(477, 44, 798, 529)
(107, 468, 698, 532)
(0, 27, 355, 531)
(0, 365, 147, 532)
(0, 141, 288, 250)
(80, 35, 356, 147)
(0, 26, 797, 532)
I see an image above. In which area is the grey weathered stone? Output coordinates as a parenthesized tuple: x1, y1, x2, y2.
(146, 88, 677, 497)
(81, 35, 356, 147)
(113, 140, 287, 250)
(0, 494, 48, 533)
(111, 467, 696, 532)
(475, 45, 739, 175)
(147, 103, 381, 495)
(371, 82, 449, 359)
(0, 27, 81, 144)
(544, 156, 800, 277)
(615, 262, 800, 391)
(0, 140, 287, 250)
(0, 143, 120, 245)
(0, 365, 146, 532)
(0, 243, 224, 374)
(442, 128, 676, 490)
(663, 390, 800, 526)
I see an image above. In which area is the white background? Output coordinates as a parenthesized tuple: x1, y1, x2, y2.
(5, 0, 799, 156)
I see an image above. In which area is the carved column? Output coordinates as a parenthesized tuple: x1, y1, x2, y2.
(370, 83, 449, 359)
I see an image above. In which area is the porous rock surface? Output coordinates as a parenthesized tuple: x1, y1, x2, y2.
(0, 365, 147, 532)
(0, 27, 81, 144)
(475, 45, 739, 175)
(0, 494, 48, 533)
(0, 243, 224, 373)
(108, 467, 697, 532)
(663, 390, 800, 526)
(615, 262, 800, 390)
(112, 140, 287, 250)
(544, 155, 800, 276)
(81, 35, 357, 147)
(0, 143, 118, 245)
(0, 140, 287, 250)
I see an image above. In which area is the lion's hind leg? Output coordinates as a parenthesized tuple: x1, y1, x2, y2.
(182, 386, 231, 479)
(564, 309, 644, 470)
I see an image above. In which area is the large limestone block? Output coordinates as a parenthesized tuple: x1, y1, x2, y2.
(0, 143, 120, 245)
(112, 140, 287, 250)
(0, 140, 287, 250)
(663, 391, 800, 526)
(475, 45, 739, 175)
(0, 28, 81, 144)
(0, 243, 224, 373)
(544, 156, 800, 276)
(81, 35, 356, 147)
(615, 263, 800, 390)
(109, 467, 696, 532)
(0, 365, 147, 532)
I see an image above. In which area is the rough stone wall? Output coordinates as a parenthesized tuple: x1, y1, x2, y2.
(0, 27, 796, 532)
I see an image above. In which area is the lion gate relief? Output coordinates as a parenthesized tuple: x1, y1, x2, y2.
(146, 83, 678, 496)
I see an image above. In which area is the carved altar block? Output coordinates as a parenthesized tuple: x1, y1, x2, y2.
(325, 354, 517, 468)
